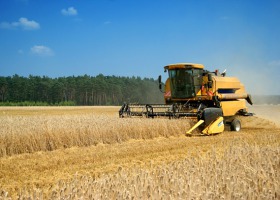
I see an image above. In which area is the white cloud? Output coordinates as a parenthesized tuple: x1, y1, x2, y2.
(18, 17, 40, 30)
(0, 17, 40, 30)
(61, 7, 78, 16)
(30, 45, 54, 56)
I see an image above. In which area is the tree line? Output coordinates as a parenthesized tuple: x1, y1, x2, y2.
(0, 74, 164, 106)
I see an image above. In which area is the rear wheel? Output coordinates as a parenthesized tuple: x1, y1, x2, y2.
(230, 118, 241, 131)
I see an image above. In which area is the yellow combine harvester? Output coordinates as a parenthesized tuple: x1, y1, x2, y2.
(119, 63, 253, 135)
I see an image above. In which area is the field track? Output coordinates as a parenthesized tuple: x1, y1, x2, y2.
(0, 106, 279, 199)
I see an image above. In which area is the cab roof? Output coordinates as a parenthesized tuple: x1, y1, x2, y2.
(164, 63, 204, 70)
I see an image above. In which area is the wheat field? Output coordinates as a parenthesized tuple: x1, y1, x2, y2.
(0, 106, 279, 199)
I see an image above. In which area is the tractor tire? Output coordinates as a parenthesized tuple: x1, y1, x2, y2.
(230, 118, 241, 131)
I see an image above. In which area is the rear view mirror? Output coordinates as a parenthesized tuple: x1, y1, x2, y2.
(158, 75, 162, 90)
(158, 75, 165, 93)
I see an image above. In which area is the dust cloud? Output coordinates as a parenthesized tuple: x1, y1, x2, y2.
(248, 105, 280, 127)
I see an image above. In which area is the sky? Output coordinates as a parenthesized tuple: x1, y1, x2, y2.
(0, 0, 280, 95)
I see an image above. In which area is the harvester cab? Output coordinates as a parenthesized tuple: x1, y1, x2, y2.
(119, 63, 253, 135)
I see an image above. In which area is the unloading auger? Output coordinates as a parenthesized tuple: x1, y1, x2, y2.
(119, 63, 253, 135)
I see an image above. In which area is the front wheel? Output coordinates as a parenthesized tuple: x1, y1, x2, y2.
(230, 118, 241, 131)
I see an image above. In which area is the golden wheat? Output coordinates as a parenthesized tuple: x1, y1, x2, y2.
(0, 106, 279, 199)
(0, 106, 276, 157)
(4, 139, 279, 199)
(0, 107, 195, 157)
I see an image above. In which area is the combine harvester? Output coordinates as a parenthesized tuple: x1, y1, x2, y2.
(119, 63, 253, 135)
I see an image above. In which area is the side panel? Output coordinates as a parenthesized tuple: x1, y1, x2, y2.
(213, 76, 243, 90)
(213, 75, 249, 116)
(220, 100, 247, 116)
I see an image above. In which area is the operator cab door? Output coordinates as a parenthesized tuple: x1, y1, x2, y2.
(169, 68, 203, 99)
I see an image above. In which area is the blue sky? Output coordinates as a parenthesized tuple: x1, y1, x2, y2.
(0, 0, 279, 95)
